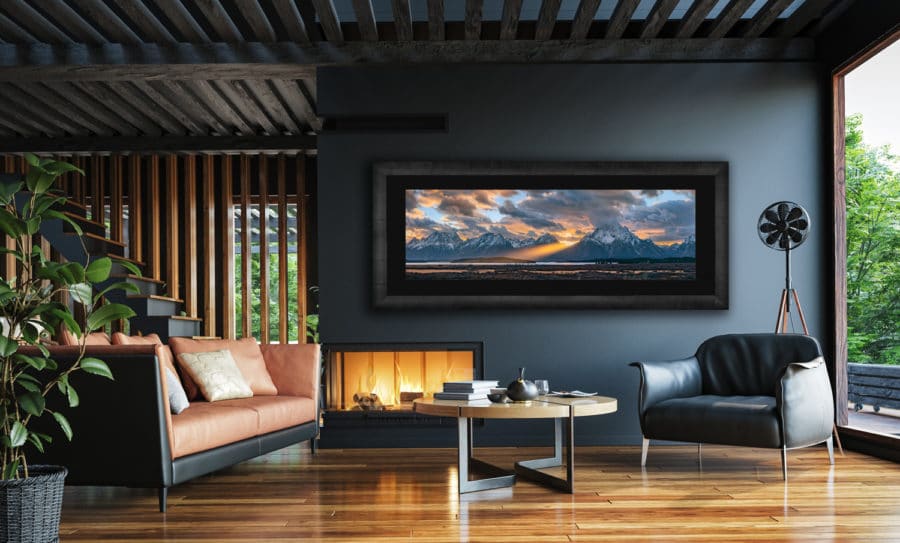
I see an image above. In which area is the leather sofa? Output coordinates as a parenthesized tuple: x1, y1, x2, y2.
(31, 340, 320, 511)
(631, 333, 834, 478)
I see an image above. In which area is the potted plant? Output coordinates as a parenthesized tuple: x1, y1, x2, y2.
(0, 155, 137, 542)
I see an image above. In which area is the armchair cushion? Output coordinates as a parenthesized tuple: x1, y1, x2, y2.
(630, 357, 702, 419)
(778, 357, 834, 448)
(260, 343, 320, 399)
(644, 395, 782, 448)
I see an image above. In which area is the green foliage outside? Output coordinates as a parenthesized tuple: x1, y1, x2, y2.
(235, 251, 300, 342)
(845, 114, 900, 365)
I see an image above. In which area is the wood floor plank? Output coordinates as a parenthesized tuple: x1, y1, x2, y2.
(58, 444, 900, 541)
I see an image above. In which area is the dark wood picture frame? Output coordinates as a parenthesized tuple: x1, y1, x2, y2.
(373, 161, 729, 309)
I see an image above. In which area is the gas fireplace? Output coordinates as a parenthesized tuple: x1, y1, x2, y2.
(324, 342, 483, 416)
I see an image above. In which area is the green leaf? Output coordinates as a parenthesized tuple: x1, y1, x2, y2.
(25, 216, 41, 235)
(10, 421, 27, 447)
(0, 177, 23, 206)
(49, 308, 81, 338)
(69, 282, 93, 307)
(27, 433, 45, 453)
(24, 152, 40, 168)
(0, 335, 18, 357)
(66, 383, 79, 407)
(116, 259, 142, 277)
(18, 391, 45, 416)
(14, 353, 46, 371)
(36, 343, 49, 358)
(0, 208, 25, 237)
(95, 281, 140, 301)
(52, 412, 73, 441)
(79, 357, 113, 380)
(84, 257, 112, 283)
(43, 210, 82, 236)
(2, 459, 20, 480)
(86, 303, 135, 332)
(56, 373, 68, 395)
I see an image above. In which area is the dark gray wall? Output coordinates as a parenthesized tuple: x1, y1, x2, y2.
(317, 63, 824, 446)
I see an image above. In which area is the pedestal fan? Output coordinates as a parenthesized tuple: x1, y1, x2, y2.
(758, 201, 811, 334)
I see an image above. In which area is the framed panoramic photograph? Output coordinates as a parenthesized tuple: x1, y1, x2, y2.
(373, 161, 728, 309)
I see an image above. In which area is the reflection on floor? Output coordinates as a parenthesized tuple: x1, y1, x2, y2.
(848, 404, 900, 436)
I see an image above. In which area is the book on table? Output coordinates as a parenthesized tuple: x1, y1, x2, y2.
(434, 391, 490, 400)
(442, 380, 499, 393)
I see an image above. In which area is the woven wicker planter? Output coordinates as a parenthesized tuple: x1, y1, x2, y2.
(0, 465, 67, 543)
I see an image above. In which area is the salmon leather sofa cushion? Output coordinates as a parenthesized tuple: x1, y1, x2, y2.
(168, 337, 278, 400)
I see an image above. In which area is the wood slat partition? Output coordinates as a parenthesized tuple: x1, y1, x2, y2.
(220, 155, 235, 339)
(128, 155, 142, 261)
(202, 155, 216, 336)
(109, 155, 123, 242)
(277, 156, 288, 343)
(147, 156, 161, 280)
(90, 155, 103, 224)
(297, 156, 308, 343)
(240, 155, 252, 339)
(258, 157, 269, 344)
(183, 155, 197, 316)
(2, 155, 17, 280)
(165, 155, 180, 300)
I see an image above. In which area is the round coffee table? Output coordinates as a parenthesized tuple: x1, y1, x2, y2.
(414, 396, 617, 494)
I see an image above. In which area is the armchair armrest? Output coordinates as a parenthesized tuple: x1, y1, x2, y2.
(777, 356, 834, 448)
(259, 343, 321, 400)
(630, 357, 702, 418)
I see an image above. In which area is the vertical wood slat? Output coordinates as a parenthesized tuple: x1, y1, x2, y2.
(128, 155, 143, 262)
(202, 155, 216, 336)
(109, 155, 123, 243)
(221, 155, 235, 339)
(277, 156, 288, 343)
(240, 155, 252, 339)
(90, 155, 103, 225)
(3, 156, 16, 281)
(165, 155, 180, 299)
(833, 76, 848, 426)
(259, 156, 269, 343)
(183, 155, 198, 317)
(296, 156, 308, 343)
(148, 156, 162, 280)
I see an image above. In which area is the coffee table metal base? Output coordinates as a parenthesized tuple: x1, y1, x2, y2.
(457, 408, 575, 494)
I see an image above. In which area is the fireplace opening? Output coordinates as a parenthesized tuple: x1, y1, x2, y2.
(324, 342, 483, 416)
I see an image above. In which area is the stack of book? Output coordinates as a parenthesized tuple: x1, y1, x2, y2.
(433, 380, 499, 400)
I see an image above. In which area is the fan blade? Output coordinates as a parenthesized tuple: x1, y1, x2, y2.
(766, 232, 780, 245)
(777, 203, 789, 220)
(764, 210, 780, 224)
(787, 228, 803, 243)
(760, 223, 778, 233)
(792, 219, 809, 230)
(786, 207, 803, 221)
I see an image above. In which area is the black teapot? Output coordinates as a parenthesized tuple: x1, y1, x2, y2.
(506, 367, 539, 402)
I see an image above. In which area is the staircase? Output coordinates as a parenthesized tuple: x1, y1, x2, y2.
(37, 197, 202, 341)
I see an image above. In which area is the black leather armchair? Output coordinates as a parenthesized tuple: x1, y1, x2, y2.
(631, 334, 834, 478)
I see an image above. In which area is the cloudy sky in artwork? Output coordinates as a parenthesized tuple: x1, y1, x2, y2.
(406, 188, 696, 246)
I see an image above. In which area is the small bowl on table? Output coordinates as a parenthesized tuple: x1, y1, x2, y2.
(487, 388, 509, 404)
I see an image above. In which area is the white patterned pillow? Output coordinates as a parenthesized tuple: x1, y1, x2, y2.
(176, 349, 253, 402)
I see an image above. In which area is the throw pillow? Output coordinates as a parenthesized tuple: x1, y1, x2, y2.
(168, 337, 278, 399)
(165, 367, 190, 414)
(60, 328, 111, 346)
(112, 332, 162, 345)
(177, 349, 253, 402)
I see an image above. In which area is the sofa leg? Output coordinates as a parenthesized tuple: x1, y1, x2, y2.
(826, 436, 835, 465)
(781, 447, 788, 481)
(309, 436, 318, 455)
(697, 442, 702, 465)
(641, 437, 649, 467)
(158, 487, 168, 513)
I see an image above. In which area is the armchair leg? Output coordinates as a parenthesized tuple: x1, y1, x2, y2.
(641, 438, 649, 467)
(826, 436, 834, 465)
(781, 447, 788, 481)
(158, 487, 168, 513)
(309, 436, 319, 455)
(697, 443, 702, 465)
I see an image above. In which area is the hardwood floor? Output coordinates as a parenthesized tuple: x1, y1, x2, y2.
(59, 444, 900, 541)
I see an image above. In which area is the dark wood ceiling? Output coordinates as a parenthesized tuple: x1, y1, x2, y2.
(0, 0, 854, 152)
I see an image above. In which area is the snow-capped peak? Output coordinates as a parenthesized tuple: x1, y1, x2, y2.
(585, 223, 640, 245)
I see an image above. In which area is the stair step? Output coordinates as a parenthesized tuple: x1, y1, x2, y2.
(62, 199, 89, 218)
(108, 274, 165, 296)
(68, 232, 125, 257)
(130, 316, 202, 342)
(62, 211, 106, 237)
(108, 254, 145, 275)
(123, 294, 182, 316)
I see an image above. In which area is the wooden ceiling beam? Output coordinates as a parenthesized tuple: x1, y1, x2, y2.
(149, 0, 210, 42)
(571, 0, 601, 40)
(0, 135, 317, 155)
(743, 0, 796, 38)
(535, 0, 562, 40)
(243, 79, 299, 134)
(312, 0, 344, 43)
(129, 80, 204, 135)
(115, 0, 177, 42)
(427, 0, 445, 41)
(776, 0, 833, 37)
(31, 0, 106, 44)
(674, 0, 718, 38)
(43, 81, 139, 135)
(707, 0, 755, 39)
(0, 82, 85, 135)
(70, 0, 143, 44)
(71, 81, 162, 136)
(465, 0, 484, 41)
(212, 80, 279, 136)
(270, 79, 321, 134)
(0, 98, 60, 137)
(640, 0, 680, 39)
(0, 12, 38, 43)
(605, 0, 641, 39)
(272, 0, 309, 43)
(352, 0, 379, 42)
(499, 0, 523, 40)
(234, 0, 277, 42)
(152, 80, 229, 135)
(393, 0, 414, 42)
(103, 81, 185, 135)
(193, 0, 244, 42)
(189, 80, 253, 135)
(12, 82, 115, 136)
(2, 0, 73, 43)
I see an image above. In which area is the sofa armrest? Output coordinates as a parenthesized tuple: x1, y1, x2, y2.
(630, 357, 702, 419)
(777, 356, 834, 448)
(259, 343, 321, 400)
(21, 345, 173, 488)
